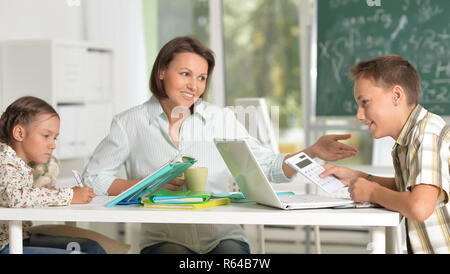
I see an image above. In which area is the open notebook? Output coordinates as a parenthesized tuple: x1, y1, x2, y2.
(106, 156, 196, 207)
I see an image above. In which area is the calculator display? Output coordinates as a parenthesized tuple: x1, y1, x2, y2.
(296, 159, 312, 169)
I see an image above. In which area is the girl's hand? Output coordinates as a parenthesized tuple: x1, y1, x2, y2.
(71, 187, 96, 204)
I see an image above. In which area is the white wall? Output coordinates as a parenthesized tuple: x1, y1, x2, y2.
(0, 0, 149, 114)
(84, 0, 149, 114)
(0, 0, 84, 40)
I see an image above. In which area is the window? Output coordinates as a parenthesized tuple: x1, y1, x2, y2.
(156, 0, 209, 47)
(223, 0, 304, 152)
(143, 0, 210, 72)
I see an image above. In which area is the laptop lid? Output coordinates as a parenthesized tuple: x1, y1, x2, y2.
(214, 139, 284, 209)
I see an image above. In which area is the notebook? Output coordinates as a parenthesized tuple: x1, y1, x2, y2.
(106, 155, 197, 207)
(214, 139, 355, 210)
(141, 197, 230, 210)
(149, 189, 211, 204)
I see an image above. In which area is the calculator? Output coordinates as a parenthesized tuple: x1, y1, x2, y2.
(285, 152, 346, 193)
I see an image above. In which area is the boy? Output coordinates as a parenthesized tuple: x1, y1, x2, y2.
(320, 55, 449, 253)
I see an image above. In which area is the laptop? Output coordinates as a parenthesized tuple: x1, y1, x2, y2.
(214, 139, 355, 210)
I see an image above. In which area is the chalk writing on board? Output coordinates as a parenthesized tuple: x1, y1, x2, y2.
(317, 0, 450, 116)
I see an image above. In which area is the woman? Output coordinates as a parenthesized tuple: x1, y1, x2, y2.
(84, 36, 357, 254)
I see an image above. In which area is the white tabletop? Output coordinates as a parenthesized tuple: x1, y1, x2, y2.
(0, 197, 400, 227)
(0, 197, 403, 254)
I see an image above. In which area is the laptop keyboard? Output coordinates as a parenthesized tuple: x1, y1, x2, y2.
(278, 194, 351, 205)
(333, 201, 378, 208)
(279, 194, 378, 209)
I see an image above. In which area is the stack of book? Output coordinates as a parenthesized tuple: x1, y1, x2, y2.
(141, 189, 230, 209)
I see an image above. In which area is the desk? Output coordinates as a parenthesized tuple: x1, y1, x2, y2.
(0, 200, 402, 254)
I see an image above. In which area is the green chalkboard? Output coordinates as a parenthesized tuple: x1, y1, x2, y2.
(317, 0, 450, 116)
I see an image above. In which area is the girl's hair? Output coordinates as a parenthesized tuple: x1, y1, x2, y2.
(149, 36, 215, 100)
(0, 96, 59, 144)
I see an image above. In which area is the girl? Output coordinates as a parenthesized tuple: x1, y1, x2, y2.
(0, 96, 105, 254)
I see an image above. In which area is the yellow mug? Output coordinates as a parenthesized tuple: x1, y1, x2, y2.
(183, 167, 208, 192)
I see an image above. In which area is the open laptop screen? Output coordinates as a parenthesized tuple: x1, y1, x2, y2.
(214, 139, 282, 208)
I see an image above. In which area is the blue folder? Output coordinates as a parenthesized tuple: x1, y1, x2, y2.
(106, 156, 197, 207)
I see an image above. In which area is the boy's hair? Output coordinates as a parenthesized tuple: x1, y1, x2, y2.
(0, 96, 59, 144)
(349, 55, 421, 106)
(149, 36, 215, 100)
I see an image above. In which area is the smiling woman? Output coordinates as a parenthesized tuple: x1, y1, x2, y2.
(149, 36, 215, 146)
(83, 35, 358, 255)
(158, 53, 209, 114)
(158, 52, 209, 147)
(149, 36, 215, 105)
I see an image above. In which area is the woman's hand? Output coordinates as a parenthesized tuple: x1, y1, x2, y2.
(282, 135, 358, 178)
(159, 178, 185, 191)
(305, 134, 358, 161)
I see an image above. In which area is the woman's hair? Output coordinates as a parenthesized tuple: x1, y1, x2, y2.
(149, 36, 215, 100)
(349, 55, 421, 106)
(0, 96, 59, 144)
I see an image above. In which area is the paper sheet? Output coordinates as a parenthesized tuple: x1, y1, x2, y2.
(71, 196, 117, 207)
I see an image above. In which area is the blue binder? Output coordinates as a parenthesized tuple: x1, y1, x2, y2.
(106, 156, 197, 207)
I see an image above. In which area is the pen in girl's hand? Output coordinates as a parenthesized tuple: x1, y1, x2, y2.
(72, 170, 84, 187)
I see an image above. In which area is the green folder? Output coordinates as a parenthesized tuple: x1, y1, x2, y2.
(140, 198, 230, 210)
(106, 156, 197, 207)
(149, 189, 211, 204)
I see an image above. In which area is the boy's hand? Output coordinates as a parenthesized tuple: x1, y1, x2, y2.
(348, 178, 377, 202)
(319, 164, 365, 186)
(71, 187, 96, 204)
(308, 134, 358, 161)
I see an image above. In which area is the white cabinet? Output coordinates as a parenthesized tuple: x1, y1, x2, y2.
(54, 45, 85, 102)
(57, 104, 88, 159)
(1, 39, 114, 161)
